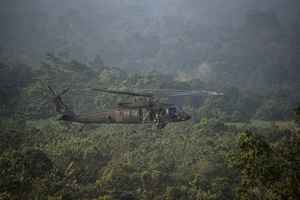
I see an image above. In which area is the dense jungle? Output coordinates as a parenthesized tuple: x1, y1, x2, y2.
(1, 0, 300, 199)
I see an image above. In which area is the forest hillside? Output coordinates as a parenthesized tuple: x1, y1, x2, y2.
(1, 0, 300, 199)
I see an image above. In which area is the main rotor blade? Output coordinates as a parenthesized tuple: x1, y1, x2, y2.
(168, 90, 224, 97)
(92, 88, 223, 98)
(92, 88, 154, 97)
(137, 89, 224, 97)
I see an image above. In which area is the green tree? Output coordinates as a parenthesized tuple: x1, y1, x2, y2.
(96, 163, 140, 199)
(233, 131, 300, 199)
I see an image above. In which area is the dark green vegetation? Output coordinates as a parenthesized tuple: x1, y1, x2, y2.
(1, 54, 300, 199)
(1, 1, 300, 198)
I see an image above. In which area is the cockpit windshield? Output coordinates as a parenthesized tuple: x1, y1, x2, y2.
(166, 106, 181, 119)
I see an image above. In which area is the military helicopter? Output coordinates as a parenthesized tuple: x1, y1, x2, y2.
(48, 86, 223, 129)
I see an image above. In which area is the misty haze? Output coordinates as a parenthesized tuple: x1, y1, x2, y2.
(1, 0, 300, 199)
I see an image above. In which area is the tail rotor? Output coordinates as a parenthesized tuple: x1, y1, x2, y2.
(47, 86, 70, 114)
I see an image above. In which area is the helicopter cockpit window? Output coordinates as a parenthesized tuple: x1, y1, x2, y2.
(167, 107, 177, 119)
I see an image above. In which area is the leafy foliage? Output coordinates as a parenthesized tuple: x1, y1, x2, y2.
(1, 55, 300, 199)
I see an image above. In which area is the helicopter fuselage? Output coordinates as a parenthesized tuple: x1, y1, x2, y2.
(59, 106, 190, 126)
(61, 109, 144, 124)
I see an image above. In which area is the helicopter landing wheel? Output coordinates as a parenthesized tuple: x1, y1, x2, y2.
(154, 118, 167, 129)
